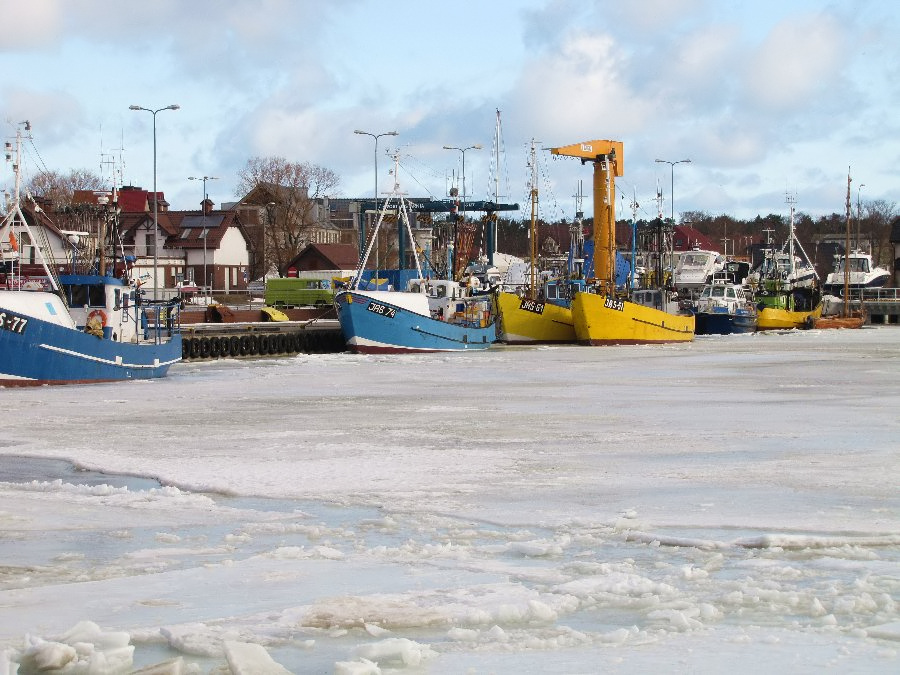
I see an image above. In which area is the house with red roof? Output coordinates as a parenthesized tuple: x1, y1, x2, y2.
(73, 186, 254, 295)
(284, 243, 361, 275)
(672, 225, 719, 252)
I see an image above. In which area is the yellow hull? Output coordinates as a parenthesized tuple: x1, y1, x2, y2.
(757, 304, 822, 330)
(571, 292, 695, 345)
(494, 291, 576, 344)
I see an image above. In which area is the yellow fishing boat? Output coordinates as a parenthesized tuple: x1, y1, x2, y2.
(494, 289, 576, 344)
(571, 291, 694, 345)
(493, 140, 580, 345)
(549, 138, 695, 346)
(756, 299, 822, 330)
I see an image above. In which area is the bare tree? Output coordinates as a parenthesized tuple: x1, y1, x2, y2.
(861, 199, 897, 268)
(236, 157, 340, 276)
(25, 169, 107, 209)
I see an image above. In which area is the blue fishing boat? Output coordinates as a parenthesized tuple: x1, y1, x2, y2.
(335, 154, 496, 353)
(0, 277, 182, 386)
(335, 279, 495, 353)
(0, 123, 181, 386)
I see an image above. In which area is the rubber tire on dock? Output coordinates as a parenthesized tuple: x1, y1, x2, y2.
(209, 337, 222, 358)
(229, 336, 241, 356)
(190, 338, 201, 359)
(257, 334, 270, 355)
(239, 335, 251, 356)
(182, 340, 191, 360)
(248, 334, 259, 355)
(199, 337, 211, 358)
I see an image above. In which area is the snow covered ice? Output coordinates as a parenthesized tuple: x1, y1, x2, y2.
(0, 327, 898, 673)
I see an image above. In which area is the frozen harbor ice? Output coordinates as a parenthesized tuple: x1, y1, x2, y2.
(0, 327, 898, 673)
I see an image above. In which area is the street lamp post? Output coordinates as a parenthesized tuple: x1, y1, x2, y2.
(188, 175, 218, 294)
(129, 104, 180, 300)
(856, 183, 865, 251)
(443, 144, 483, 280)
(443, 144, 483, 203)
(354, 129, 398, 257)
(655, 158, 691, 223)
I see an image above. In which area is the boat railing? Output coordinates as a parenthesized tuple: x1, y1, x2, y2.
(141, 299, 182, 342)
(858, 287, 900, 302)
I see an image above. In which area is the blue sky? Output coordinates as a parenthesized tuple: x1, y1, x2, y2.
(2, 0, 899, 226)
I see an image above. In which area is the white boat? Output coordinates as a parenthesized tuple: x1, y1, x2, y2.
(673, 247, 725, 291)
(822, 249, 889, 296)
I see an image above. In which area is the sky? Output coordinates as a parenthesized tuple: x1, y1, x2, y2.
(0, 329, 898, 672)
(2, 0, 900, 228)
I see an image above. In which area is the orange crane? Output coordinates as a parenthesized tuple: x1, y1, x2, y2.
(549, 139, 623, 294)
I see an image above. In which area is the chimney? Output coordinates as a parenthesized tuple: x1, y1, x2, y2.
(202, 198, 214, 216)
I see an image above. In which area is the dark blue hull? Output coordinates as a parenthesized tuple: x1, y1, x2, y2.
(694, 310, 757, 335)
(0, 313, 181, 386)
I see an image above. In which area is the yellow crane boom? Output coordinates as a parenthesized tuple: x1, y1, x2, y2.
(549, 140, 623, 292)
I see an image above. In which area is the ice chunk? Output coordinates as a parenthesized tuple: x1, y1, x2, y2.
(223, 641, 292, 674)
(354, 637, 437, 667)
(15, 621, 134, 674)
(18, 640, 77, 671)
(865, 621, 900, 641)
(334, 658, 381, 675)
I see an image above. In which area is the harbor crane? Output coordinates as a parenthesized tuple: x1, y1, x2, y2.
(550, 139, 623, 294)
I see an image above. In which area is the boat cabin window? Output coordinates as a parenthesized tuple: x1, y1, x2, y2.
(436, 285, 447, 298)
(726, 287, 736, 299)
(409, 282, 421, 294)
(89, 285, 106, 307)
(546, 285, 559, 300)
(839, 258, 869, 272)
(712, 287, 725, 298)
(63, 283, 106, 308)
(680, 253, 709, 267)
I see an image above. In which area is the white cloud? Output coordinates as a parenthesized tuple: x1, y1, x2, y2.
(0, 0, 63, 50)
(512, 33, 657, 140)
(743, 13, 846, 112)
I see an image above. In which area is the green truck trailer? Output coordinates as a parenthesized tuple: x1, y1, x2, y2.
(264, 277, 337, 307)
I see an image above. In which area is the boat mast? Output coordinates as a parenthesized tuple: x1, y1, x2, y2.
(785, 193, 796, 280)
(493, 110, 502, 211)
(2, 121, 61, 291)
(629, 187, 638, 291)
(486, 108, 507, 267)
(844, 169, 852, 315)
(528, 138, 539, 300)
(350, 152, 422, 290)
(569, 180, 584, 277)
